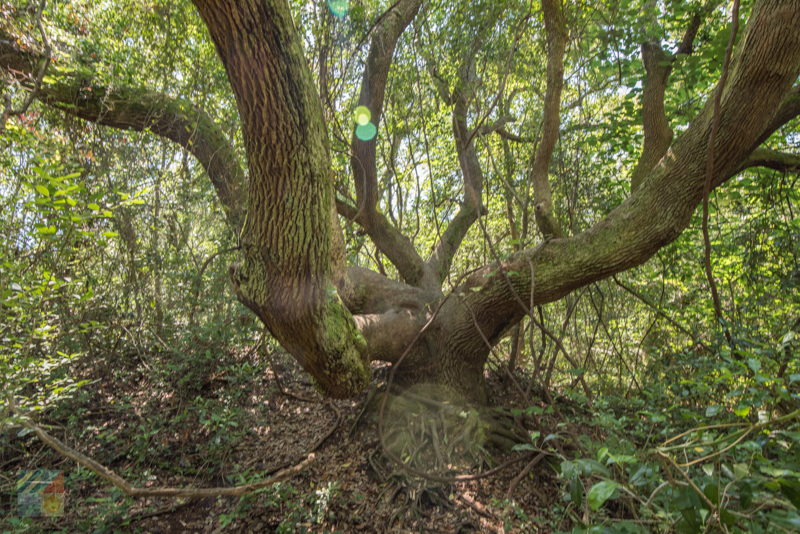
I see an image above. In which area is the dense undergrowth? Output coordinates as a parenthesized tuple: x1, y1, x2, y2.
(2, 158, 798, 532)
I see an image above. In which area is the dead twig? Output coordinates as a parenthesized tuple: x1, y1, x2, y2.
(701, 0, 739, 347)
(505, 451, 547, 500)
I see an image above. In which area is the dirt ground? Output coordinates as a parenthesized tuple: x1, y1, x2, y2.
(1, 349, 594, 533)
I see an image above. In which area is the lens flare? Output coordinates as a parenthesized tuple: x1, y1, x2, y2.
(327, 0, 348, 18)
(355, 122, 377, 141)
(353, 105, 371, 126)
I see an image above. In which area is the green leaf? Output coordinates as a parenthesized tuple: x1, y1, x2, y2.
(569, 475, 583, 504)
(35, 184, 50, 196)
(703, 482, 719, 505)
(574, 459, 611, 477)
(630, 465, 654, 487)
(720, 509, 736, 527)
(733, 463, 749, 479)
(780, 479, 800, 509)
(88, 203, 101, 211)
(36, 225, 57, 235)
(587, 480, 620, 511)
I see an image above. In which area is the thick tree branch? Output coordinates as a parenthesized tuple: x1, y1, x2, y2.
(441, 0, 800, 362)
(347, 0, 434, 290)
(528, 0, 568, 239)
(495, 127, 535, 143)
(764, 85, 800, 135)
(476, 114, 516, 137)
(739, 147, 800, 173)
(0, 29, 246, 231)
(338, 266, 429, 364)
(630, 41, 675, 191)
(630, 7, 708, 191)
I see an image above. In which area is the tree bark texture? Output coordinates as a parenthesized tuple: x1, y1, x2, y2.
(192, 0, 371, 397)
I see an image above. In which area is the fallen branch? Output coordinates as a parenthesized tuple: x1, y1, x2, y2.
(7, 397, 314, 499)
(505, 451, 547, 500)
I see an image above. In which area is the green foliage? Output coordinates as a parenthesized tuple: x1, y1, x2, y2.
(550, 330, 800, 533)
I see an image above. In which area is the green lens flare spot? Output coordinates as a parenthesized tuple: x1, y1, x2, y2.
(355, 122, 377, 141)
(353, 106, 371, 126)
(327, 0, 348, 17)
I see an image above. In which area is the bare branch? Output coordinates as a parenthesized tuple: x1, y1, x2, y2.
(630, 5, 710, 191)
(739, 147, 800, 173)
(9, 400, 313, 499)
(476, 114, 516, 137)
(346, 0, 434, 289)
(528, 0, 568, 239)
(630, 41, 674, 191)
(427, 9, 530, 283)
(427, 45, 486, 282)
(495, 127, 536, 143)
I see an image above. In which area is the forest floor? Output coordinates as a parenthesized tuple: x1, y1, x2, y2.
(1, 345, 604, 533)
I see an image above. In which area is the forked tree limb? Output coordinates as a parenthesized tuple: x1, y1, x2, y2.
(427, 42, 487, 283)
(630, 3, 712, 191)
(428, 8, 531, 280)
(345, 0, 434, 290)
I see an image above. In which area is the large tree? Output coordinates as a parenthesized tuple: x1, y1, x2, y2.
(2, 0, 799, 403)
